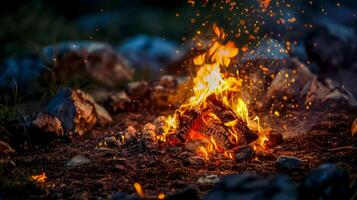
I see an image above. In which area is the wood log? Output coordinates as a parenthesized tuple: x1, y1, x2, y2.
(206, 95, 258, 144)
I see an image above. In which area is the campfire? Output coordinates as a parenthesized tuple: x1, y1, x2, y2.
(152, 24, 268, 160)
(1, 1, 357, 199)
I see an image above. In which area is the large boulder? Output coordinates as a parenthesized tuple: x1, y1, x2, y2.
(33, 87, 112, 136)
(204, 173, 297, 200)
(43, 41, 133, 87)
(118, 35, 186, 74)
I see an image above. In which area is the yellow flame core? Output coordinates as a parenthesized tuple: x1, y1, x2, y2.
(31, 172, 47, 183)
(162, 24, 266, 159)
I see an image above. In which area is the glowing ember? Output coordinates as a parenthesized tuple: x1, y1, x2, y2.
(133, 182, 145, 198)
(31, 172, 47, 183)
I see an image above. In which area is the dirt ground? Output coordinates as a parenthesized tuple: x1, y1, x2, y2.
(4, 108, 357, 199)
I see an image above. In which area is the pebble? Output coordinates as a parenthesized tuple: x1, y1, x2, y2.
(66, 154, 91, 167)
(234, 145, 255, 162)
(197, 174, 220, 185)
(276, 156, 302, 170)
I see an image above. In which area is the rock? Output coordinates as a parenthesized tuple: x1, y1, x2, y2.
(0, 140, 15, 165)
(46, 88, 95, 136)
(197, 174, 220, 185)
(305, 23, 357, 97)
(165, 187, 200, 200)
(234, 145, 255, 162)
(299, 163, 351, 200)
(43, 41, 133, 87)
(159, 75, 178, 89)
(107, 91, 134, 113)
(150, 85, 174, 107)
(250, 58, 356, 111)
(94, 103, 113, 125)
(44, 87, 111, 136)
(204, 173, 297, 200)
(276, 156, 303, 170)
(32, 113, 64, 137)
(103, 136, 122, 147)
(142, 123, 157, 140)
(111, 192, 141, 200)
(126, 81, 149, 99)
(118, 35, 186, 73)
(303, 76, 357, 109)
(66, 154, 91, 167)
(124, 126, 137, 139)
(264, 132, 284, 149)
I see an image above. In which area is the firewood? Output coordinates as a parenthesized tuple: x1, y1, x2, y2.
(206, 95, 258, 144)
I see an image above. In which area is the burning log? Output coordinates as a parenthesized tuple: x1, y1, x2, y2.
(206, 95, 259, 145)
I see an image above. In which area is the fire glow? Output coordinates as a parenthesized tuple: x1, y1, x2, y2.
(157, 24, 268, 160)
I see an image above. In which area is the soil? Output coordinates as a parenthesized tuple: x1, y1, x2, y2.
(3, 108, 357, 199)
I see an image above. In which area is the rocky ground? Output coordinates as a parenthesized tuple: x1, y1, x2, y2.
(1, 105, 357, 199)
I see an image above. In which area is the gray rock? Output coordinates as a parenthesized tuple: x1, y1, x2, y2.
(234, 146, 255, 162)
(45, 87, 112, 136)
(43, 41, 133, 87)
(276, 156, 302, 170)
(32, 113, 64, 137)
(118, 35, 186, 73)
(66, 154, 91, 167)
(126, 81, 149, 99)
(107, 91, 134, 113)
(299, 163, 351, 200)
(204, 173, 297, 200)
(197, 174, 220, 185)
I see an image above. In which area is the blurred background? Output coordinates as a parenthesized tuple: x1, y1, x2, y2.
(0, 0, 357, 103)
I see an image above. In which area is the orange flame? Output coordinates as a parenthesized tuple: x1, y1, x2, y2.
(161, 24, 267, 160)
(31, 172, 47, 183)
(133, 182, 144, 198)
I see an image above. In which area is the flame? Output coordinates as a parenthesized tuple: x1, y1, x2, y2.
(160, 24, 267, 160)
(31, 172, 47, 183)
(133, 182, 144, 198)
(259, 0, 271, 9)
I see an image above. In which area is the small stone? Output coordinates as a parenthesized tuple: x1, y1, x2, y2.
(150, 85, 170, 107)
(108, 91, 134, 113)
(0, 140, 15, 165)
(142, 123, 157, 140)
(264, 131, 284, 149)
(127, 81, 149, 99)
(124, 126, 137, 139)
(94, 103, 113, 125)
(66, 154, 91, 167)
(103, 136, 121, 147)
(234, 145, 255, 162)
(159, 75, 177, 89)
(299, 163, 351, 200)
(32, 113, 64, 137)
(197, 174, 220, 185)
(276, 156, 302, 170)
